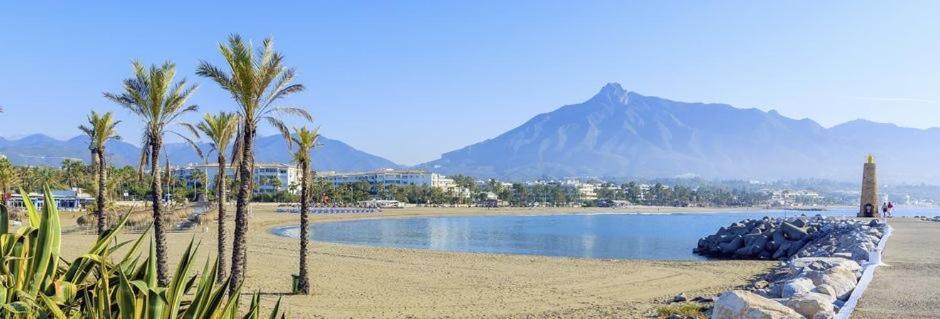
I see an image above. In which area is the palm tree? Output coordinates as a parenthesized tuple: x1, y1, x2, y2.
(189, 169, 207, 201)
(104, 61, 199, 285)
(78, 111, 121, 235)
(196, 112, 239, 283)
(60, 159, 86, 189)
(15, 167, 34, 192)
(0, 157, 15, 206)
(197, 34, 310, 292)
(287, 127, 318, 294)
(36, 167, 63, 190)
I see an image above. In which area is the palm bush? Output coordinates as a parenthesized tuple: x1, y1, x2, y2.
(0, 187, 284, 318)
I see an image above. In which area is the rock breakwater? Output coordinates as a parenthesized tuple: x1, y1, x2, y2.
(918, 215, 940, 222)
(702, 217, 889, 319)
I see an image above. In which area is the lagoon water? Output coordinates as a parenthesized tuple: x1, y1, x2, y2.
(273, 208, 940, 260)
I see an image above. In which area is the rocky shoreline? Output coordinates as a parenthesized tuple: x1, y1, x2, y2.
(917, 215, 940, 223)
(692, 216, 889, 319)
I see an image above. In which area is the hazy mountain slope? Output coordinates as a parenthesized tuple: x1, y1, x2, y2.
(828, 119, 940, 183)
(0, 133, 399, 172)
(0, 134, 140, 167)
(421, 83, 938, 183)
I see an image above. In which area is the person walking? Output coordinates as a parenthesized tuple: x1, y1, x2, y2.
(887, 201, 894, 218)
(881, 202, 888, 218)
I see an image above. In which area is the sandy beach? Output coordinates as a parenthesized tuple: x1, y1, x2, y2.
(852, 218, 940, 318)
(58, 205, 774, 318)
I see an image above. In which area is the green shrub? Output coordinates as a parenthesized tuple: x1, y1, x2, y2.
(656, 302, 709, 319)
(0, 187, 284, 318)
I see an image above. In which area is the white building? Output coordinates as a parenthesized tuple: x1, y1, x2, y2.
(576, 183, 598, 201)
(8, 189, 94, 212)
(172, 163, 301, 195)
(560, 179, 599, 201)
(319, 169, 457, 192)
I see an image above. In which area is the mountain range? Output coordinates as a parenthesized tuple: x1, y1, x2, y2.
(419, 83, 940, 183)
(4, 83, 940, 183)
(0, 133, 399, 172)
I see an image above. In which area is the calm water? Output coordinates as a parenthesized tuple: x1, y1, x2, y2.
(273, 207, 940, 260)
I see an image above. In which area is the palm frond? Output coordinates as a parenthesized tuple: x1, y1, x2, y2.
(268, 106, 312, 122)
(170, 131, 204, 159)
(230, 124, 245, 169)
(137, 135, 151, 180)
(178, 122, 201, 139)
(264, 116, 292, 150)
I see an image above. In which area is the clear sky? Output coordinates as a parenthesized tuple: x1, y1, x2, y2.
(1, 1, 939, 165)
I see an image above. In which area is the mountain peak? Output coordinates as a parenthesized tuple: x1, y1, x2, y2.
(592, 82, 630, 104)
(18, 134, 57, 143)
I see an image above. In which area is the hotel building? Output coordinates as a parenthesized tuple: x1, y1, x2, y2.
(172, 163, 301, 194)
(319, 169, 457, 192)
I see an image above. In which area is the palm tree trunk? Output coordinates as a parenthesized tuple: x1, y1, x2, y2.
(298, 159, 310, 294)
(96, 149, 107, 235)
(230, 125, 254, 295)
(150, 135, 170, 286)
(216, 153, 228, 283)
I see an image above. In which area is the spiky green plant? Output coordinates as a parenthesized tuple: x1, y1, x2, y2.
(0, 187, 285, 318)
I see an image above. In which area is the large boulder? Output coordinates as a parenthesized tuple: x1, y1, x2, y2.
(812, 284, 836, 298)
(712, 290, 804, 319)
(803, 266, 858, 300)
(784, 292, 835, 318)
(781, 222, 808, 241)
(721, 236, 745, 254)
(782, 278, 815, 298)
(789, 257, 861, 276)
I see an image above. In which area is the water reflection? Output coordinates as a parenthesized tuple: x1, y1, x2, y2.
(274, 208, 940, 260)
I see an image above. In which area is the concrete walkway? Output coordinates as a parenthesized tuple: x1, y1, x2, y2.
(853, 218, 940, 318)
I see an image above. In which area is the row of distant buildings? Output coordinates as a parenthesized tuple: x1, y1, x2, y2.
(171, 164, 460, 195)
(3, 165, 464, 211)
(765, 189, 823, 207)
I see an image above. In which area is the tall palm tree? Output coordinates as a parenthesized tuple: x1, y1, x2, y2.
(104, 61, 199, 285)
(78, 111, 121, 235)
(287, 127, 318, 294)
(197, 34, 311, 292)
(196, 112, 239, 283)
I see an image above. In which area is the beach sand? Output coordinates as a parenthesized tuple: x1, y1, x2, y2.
(58, 205, 774, 318)
(852, 218, 940, 318)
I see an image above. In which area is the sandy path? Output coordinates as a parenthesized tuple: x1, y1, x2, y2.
(852, 218, 940, 319)
(58, 205, 773, 318)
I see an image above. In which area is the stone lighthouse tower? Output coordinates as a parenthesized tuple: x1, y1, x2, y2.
(858, 154, 880, 218)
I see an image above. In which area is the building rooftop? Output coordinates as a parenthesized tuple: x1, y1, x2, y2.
(174, 162, 296, 169)
(318, 168, 436, 177)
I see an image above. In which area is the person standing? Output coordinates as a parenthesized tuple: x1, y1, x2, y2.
(887, 201, 894, 218)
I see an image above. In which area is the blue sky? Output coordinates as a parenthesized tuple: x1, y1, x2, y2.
(1, 1, 939, 165)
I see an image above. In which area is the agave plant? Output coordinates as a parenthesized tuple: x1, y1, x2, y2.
(0, 187, 285, 318)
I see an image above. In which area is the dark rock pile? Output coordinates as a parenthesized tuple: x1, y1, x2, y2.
(708, 218, 889, 319)
(793, 219, 884, 262)
(919, 216, 940, 222)
(694, 216, 823, 259)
